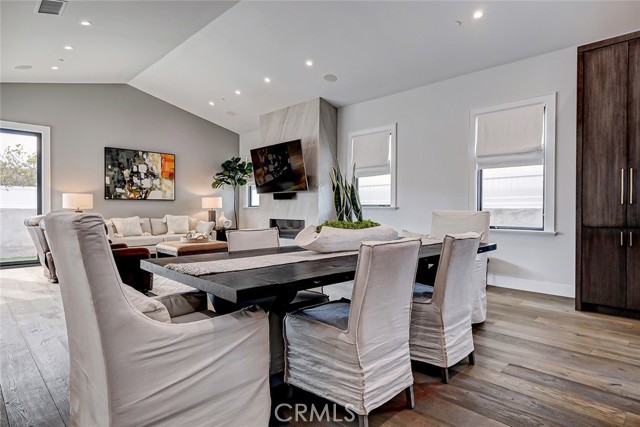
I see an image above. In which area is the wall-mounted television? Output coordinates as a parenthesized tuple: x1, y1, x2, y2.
(250, 139, 308, 194)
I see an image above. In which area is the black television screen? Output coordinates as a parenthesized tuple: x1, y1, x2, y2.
(250, 139, 308, 194)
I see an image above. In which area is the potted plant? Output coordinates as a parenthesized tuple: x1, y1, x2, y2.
(295, 164, 397, 252)
(211, 157, 253, 228)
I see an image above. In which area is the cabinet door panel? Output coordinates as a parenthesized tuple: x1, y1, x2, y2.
(628, 229, 640, 310)
(629, 39, 640, 227)
(582, 228, 627, 307)
(582, 43, 628, 227)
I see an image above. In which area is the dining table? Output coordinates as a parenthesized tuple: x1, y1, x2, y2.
(141, 241, 498, 306)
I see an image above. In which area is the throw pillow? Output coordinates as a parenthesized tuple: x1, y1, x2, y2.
(111, 217, 143, 237)
(195, 221, 215, 237)
(164, 215, 190, 234)
(150, 218, 168, 235)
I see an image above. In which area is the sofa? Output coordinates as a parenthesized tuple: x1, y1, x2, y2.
(104, 216, 217, 251)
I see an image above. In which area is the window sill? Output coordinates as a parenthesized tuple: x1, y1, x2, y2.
(243, 206, 260, 209)
(362, 206, 399, 210)
(490, 228, 557, 237)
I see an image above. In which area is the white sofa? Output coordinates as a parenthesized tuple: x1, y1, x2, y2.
(105, 217, 214, 251)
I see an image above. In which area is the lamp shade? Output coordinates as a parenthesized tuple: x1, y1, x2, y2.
(62, 193, 93, 211)
(202, 197, 223, 209)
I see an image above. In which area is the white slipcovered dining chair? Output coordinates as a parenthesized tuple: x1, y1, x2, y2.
(284, 239, 422, 427)
(226, 227, 329, 374)
(410, 232, 481, 384)
(44, 212, 271, 427)
(226, 227, 280, 251)
(430, 210, 490, 324)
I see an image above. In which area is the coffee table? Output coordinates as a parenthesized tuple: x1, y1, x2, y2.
(155, 240, 228, 257)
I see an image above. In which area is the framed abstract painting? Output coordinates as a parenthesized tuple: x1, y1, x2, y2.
(104, 147, 175, 200)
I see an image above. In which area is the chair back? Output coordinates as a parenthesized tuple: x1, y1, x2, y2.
(431, 233, 481, 324)
(44, 211, 142, 425)
(226, 228, 280, 251)
(348, 239, 421, 349)
(24, 215, 50, 268)
(431, 210, 490, 243)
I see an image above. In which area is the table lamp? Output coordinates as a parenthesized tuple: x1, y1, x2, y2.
(62, 193, 94, 213)
(202, 196, 223, 223)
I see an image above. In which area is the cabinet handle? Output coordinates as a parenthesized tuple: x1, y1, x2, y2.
(621, 231, 624, 246)
(631, 231, 634, 247)
(621, 168, 625, 205)
(631, 168, 634, 205)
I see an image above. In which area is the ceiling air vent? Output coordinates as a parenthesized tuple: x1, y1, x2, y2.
(35, 0, 68, 16)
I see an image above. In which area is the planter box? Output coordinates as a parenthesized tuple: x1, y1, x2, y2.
(295, 224, 398, 253)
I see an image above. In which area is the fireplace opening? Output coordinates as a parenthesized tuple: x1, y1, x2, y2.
(270, 219, 305, 238)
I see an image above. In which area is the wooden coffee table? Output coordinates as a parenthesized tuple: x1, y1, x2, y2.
(155, 240, 228, 257)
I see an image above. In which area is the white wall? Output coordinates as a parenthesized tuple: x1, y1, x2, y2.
(0, 84, 239, 223)
(337, 47, 577, 297)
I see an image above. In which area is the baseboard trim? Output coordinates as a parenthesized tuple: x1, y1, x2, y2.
(488, 274, 575, 298)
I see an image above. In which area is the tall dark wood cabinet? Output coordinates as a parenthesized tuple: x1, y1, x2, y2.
(577, 31, 640, 317)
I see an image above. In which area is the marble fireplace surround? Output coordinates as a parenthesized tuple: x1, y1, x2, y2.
(242, 98, 338, 230)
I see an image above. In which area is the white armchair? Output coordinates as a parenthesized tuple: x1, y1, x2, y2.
(410, 232, 481, 383)
(430, 210, 490, 323)
(284, 239, 422, 427)
(44, 212, 271, 427)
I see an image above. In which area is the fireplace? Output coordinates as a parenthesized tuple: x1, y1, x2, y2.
(270, 219, 305, 238)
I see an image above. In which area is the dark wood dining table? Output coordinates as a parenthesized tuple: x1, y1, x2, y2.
(141, 242, 497, 305)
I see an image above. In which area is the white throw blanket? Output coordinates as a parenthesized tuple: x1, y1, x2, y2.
(166, 250, 358, 276)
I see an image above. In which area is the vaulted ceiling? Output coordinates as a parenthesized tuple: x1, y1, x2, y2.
(2, 1, 640, 133)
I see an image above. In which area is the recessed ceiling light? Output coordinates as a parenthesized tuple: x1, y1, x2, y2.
(234, 90, 241, 95)
(208, 101, 215, 106)
(80, 20, 92, 26)
(264, 77, 271, 83)
(14, 65, 32, 70)
(64, 45, 73, 50)
(473, 10, 483, 19)
(305, 59, 313, 67)
(323, 74, 338, 82)
(51, 66, 59, 70)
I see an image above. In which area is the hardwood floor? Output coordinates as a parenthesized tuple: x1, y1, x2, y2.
(1, 266, 639, 427)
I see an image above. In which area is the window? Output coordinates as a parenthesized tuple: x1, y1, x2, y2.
(349, 124, 396, 207)
(247, 184, 259, 207)
(470, 94, 555, 232)
(0, 121, 51, 266)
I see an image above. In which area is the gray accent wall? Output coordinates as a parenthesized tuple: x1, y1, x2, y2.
(0, 83, 239, 222)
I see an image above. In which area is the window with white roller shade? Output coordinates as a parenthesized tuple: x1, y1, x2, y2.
(469, 94, 556, 233)
(349, 125, 397, 208)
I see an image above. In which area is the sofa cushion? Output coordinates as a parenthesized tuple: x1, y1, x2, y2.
(140, 218, 152, 235)
(111, 217, 143, 237)
(150, 218, 168, 235)
(164, 215, 190, 234)
(111, 235, 164, 247)
(122, 284, 170, 323)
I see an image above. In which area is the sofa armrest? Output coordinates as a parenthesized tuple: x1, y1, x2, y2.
(153, 291, 208, 318)
(110, 242, 129, 250)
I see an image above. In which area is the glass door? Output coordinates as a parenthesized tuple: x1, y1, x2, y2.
(0, 128, 42, 266)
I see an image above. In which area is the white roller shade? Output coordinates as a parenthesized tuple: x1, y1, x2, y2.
(475, 103, 545, 169)
(352, 131, 391, 178)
